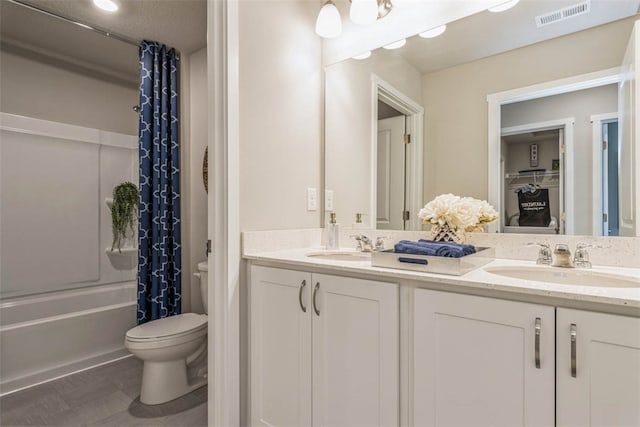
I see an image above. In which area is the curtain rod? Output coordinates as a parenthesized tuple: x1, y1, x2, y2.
(7, 0, 141, 48)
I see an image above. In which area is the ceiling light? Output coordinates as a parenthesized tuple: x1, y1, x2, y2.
(419, 25, 447, 38)
(488, 0, 520, 12)
(353, 51, 372, 60)
(315, 0, 342, 38)
(350, 0, 378, 25)
(93, 0, 119, 12)
(383, 39, 406, 50)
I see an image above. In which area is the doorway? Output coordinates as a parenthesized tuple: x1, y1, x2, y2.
(372, 76, 424, 231)
(376, 101, 407, 229)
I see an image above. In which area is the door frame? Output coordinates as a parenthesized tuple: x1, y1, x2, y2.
(487, 67, 622, 233)
(590, 112, 619, 235)
(371, 75, 424, 231)
(501, 119, 574, 235)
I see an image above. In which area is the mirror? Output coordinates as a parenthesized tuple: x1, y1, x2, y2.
(324, 0, 640, 236)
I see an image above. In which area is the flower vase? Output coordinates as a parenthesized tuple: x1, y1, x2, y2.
(430, 223, 465, 243)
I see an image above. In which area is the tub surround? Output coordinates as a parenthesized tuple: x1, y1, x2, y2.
(243, 229, 640, 313)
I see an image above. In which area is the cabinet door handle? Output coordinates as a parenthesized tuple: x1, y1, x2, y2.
(570, 323, 577, 378)
(312, 282, 320, 316)
(298, 280, 307, 313)
(534, 317, 541, 369)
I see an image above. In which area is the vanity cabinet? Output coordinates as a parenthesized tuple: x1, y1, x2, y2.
(413, 288, 640, 427)
(249, 265, 399, 427)
(413, 288, 556, 427)
(556, 308, 640, 427)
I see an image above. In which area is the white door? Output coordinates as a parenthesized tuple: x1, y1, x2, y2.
(556, 308, 640, 427)
(413, 289, 555, 427)
(618, 20, 640, 236)
(312, 274, 399, 427)
(377, 116, 406, 230)
(250, 266, 312, 427)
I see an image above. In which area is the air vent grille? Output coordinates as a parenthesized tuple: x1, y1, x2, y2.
(535, 0, 591, 28)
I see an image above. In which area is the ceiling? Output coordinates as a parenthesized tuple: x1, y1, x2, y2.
(1, 0, 638, 85)
(0, 0, 206, 84)
(373, 0, 640, 74)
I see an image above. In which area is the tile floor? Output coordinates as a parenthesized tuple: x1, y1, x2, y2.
(0, 357, 208, 426)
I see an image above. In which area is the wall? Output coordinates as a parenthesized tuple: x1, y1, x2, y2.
(502, 84, 618, 234)
(187, 47, 208, 313)
(238, 0, 322, 231)
(421, 16, 636, 204)
(325, 50, 422, 226)
(0, 46, 138, 135)
(0, 46, 139, 298)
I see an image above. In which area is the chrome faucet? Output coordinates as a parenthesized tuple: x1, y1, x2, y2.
(351, 234, 388, 252)
(573, 243, 603, 269)
(552, 244, 573, 268)
(527, 242, 552, 265)
(352, 234, 373, 252)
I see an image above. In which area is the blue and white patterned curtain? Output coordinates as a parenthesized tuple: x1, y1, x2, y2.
(137, 40, 181, 324)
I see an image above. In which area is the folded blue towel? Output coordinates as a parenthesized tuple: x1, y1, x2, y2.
(394, 240, 439, 256)
(394, 240, 475, 258)
(418, 239, 477, 256)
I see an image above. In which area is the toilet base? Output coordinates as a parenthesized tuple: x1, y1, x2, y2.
(140, 359, 207, 405)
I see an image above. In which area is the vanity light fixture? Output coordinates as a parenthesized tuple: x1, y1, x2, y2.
(315, 0, 394, 38)
(383, 38, 406, 49)
(488, 0, 520, 12)
(315, 0, 342, 38)
(419, 24, 446, 38)
(352, 51, 372, 59)
(93, 0, 119, 12)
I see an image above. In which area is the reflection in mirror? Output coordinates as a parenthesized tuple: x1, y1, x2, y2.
(324, 0, 640, 237)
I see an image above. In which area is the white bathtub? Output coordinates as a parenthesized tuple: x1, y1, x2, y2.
(0, 282, 137, 395)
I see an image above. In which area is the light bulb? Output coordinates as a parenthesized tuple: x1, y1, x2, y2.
(350, 0, 378, 25)
(93, 0, 118, 12)
(352, 51, 372, 60)
(488, 0, 519, 12)
(419, 25, 446, 39)
(383, 39, 406, 50)
(315, 0, 342, 38)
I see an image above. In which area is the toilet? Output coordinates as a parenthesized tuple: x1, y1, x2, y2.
(125, 261, 209, 405)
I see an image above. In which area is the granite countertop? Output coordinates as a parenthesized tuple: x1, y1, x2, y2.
(244, 247, 640, 309)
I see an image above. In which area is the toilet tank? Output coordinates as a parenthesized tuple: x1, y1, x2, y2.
(197, 261, 208, 314)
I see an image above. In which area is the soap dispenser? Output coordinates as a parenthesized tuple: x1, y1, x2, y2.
(326, 212, 340, 250)
(352, 212, 366, 229)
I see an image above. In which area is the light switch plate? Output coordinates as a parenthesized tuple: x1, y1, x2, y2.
(307, 188, 318, 211)
(325, 189, 334, 211)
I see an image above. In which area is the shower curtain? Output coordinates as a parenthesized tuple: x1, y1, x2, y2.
(137, 40, 181, 324)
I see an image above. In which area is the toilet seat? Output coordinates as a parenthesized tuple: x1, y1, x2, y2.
(126, 313, 207, 343)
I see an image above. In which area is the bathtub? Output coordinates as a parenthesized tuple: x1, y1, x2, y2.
(0, 282, 137, 396)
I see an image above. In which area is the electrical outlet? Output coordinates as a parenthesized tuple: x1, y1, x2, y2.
(325, 190, 334, 211)
(307, 188, 318, 211)
(530, 143, 539, 167)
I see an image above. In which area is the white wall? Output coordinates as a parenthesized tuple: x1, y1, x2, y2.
(187, 47, 208, 313)
(0, 46, 138, 135)
(238, 0, 322, 231)
(325, 50, 422, 226)
(421, 16, 636, 204)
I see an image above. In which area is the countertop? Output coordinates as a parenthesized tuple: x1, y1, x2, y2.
(244, 247, 640, 310)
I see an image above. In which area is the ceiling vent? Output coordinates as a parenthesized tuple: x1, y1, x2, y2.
(535, 0, 591, 28)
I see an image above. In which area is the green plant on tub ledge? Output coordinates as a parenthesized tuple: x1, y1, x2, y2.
(110, 181, 138, 252)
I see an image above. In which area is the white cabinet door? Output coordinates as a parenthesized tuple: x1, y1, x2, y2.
(312, 274, 399, 427)
(413, 289, 555, 427)
(557, 308, 640, 427)
(250, 266, 312, 427)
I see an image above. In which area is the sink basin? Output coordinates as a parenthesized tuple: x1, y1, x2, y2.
(484, 266, 640, 288)
(306, 250, 371, 262)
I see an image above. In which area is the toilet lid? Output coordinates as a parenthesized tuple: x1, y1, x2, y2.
(126, 313, 207, 340)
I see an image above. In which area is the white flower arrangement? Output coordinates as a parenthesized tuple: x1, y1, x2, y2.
(418, 194, 498, 233)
